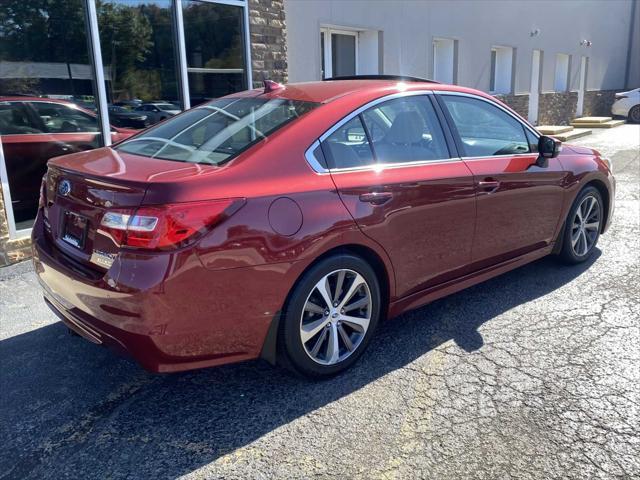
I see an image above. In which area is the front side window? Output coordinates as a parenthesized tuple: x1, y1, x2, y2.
(440, 95, 530, 157)
(31, 102, 99, 133)
(117, 97, 318, 165)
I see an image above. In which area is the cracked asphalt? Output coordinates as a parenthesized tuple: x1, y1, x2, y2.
(1, 125, 639, 479)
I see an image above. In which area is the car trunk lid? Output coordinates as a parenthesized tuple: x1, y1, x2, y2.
(43, 147, 219, 269)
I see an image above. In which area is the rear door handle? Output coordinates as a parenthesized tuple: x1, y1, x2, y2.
(359, 191, 393, 205)
(478, 179, 500, 194)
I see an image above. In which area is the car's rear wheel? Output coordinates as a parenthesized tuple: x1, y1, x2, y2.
(629, 105, 640, 124)
(559, 186, 603, 264)
(280, 254, 381, 378)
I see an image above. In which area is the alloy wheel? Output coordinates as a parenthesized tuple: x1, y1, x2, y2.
(300, 269, 372, 365)
(571, 195, 601, 257)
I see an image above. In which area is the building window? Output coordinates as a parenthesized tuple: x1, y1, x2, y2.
(321, 28, 357, 79)
(183, 1, 249, 106)
(320, 27, 381, 80)
(554, 53, 570, 92)
(432, 38, 457, 84)
(98, 0, 181, 127)
(490, 46, 514, 94)
(0, 0, 101, 232)
(0, 0, 252, 239)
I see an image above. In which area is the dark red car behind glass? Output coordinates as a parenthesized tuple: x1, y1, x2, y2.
(0, 97, 137, 225)
(31, 77, 615, 378)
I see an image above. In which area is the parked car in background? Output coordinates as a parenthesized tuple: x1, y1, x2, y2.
(107, 105, 150, 129)
(0, 97, 138, 225)
(114, 99, 143, 110)
(32, 77, 615, 378)
(611, 87, 640, 123)
(134, 102, 180, 124)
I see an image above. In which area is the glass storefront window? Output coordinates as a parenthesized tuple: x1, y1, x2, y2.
(0, 0, 251, 237)
(0, 0, 103, 230)
(183, 1, 247, 106)
(98, 0, 181, 128)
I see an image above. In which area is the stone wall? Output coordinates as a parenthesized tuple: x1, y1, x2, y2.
(583, 90, 618, 117)
(538, 92, 578, 126)
(249, 0, 288, 87)
(494, 94, 530, 119)
(0, 187, 31, 266)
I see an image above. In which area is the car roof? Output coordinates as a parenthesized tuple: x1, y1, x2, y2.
(229, 79, 495, 104)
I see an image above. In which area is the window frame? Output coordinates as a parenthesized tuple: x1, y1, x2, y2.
(434, 91, 540, 159)
(0, 0, 253, 240)
(554, 53, 571, 92)
(305, 90, 460, 174)
(320, 27, 359, 79)
(489, 45, 515, 95)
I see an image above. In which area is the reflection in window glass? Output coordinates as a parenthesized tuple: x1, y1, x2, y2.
(98, 0, 180, 128)
(0, 0, 103, 229)
(183, 1, 247, 106)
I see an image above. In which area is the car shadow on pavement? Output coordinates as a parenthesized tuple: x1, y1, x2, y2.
(0, 251, 600, 479)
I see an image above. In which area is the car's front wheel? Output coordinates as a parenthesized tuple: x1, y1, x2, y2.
(559, 186, 603, 264)
(280, 254, 381, 378)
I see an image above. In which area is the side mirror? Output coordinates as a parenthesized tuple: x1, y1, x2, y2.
(538, 135, 561, 159)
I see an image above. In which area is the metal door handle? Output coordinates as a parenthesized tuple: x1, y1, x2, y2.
(359, 191, 393, 205)
(478, 179, 500, 194)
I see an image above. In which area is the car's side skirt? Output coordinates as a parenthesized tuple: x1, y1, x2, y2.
(387, 244, 555, 319)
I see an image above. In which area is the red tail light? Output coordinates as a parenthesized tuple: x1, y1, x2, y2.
(99, 199, 245, 250)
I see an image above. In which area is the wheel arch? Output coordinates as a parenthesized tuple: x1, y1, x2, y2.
(259, 243, 394, 366)
(583, 179, 610, 233)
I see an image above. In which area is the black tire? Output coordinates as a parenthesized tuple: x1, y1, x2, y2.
(629, 105, 640, 124)
(558, 186, 603, 264)
(279, 253, 381, 379)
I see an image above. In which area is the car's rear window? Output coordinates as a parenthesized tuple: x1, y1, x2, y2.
(116, 97, 319, 165)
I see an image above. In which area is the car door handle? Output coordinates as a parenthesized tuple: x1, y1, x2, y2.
(359, 191, 393, 205)
(478, 179, 500, 194)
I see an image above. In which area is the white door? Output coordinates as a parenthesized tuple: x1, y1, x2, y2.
(528, 50, 541, 124)
(576, 56, 588, 117)
(320, 28, 358, 79)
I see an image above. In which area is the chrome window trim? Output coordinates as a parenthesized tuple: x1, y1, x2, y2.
(306, 89, 452, 174)
(461, 153, 537, 161)
(304, 140, 329, 174)
(435, 90, 541, 139)
(304, 88, 543, 175)
(328, 157, 464, 174)
(318, 89, 435, 143)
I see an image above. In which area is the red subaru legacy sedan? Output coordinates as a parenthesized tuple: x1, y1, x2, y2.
(32, 76, 615, 377)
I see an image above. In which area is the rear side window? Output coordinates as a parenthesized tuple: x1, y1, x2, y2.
(322, 95, 449, 169)
(117, 97, 319, 165)
(322, 116, 374, 169)
(362, 96, 449, 163)
(440, 95, 530, 156)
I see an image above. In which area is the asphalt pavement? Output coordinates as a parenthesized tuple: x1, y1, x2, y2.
(1, 125, 639, 479)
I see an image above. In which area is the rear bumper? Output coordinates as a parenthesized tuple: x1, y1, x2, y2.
(32, 220, 297, 372)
